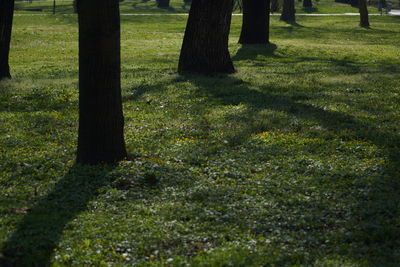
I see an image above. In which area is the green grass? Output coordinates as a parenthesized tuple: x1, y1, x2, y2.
(1, 7, 400, 267)
(14, 0, 382, 14)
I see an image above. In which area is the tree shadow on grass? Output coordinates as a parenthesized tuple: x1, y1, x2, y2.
(282, 20, 305, 28)
(0, 164, 118, 267)
(232, 43, 279, 61)
(180, 72, 399, 265)
(302, 7, 319, 13)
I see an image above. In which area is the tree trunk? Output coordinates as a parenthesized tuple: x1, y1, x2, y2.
(77, 0, 127, 165)
(0, 0, 15, 80)
(157, 0, 170, 8)
(280, 0, 295, 22)
(73, 0, 78, 13)
(359, 0, 369, 27)
(271, 0, 279, 13)
(303, 0, 312, 8)
(239, 0, 271, 44)
(350, 0, 358, 7)
(178, 0, 235, 74)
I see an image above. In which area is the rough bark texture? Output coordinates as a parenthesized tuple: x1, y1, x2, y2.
(359, 0, 369, 27)
(303, 0, 312, 8)
(77, 0, 127, 165)
(239, 0, 271, 44)
(271, 0, 279, 13)
(280, 0, 296, 22)
(178, 0, 235, 74)
(0, 0, 15, 80)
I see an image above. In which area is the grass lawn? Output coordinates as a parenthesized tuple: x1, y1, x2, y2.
(14, 0, 382, 14)
(1, 3, 400, 266)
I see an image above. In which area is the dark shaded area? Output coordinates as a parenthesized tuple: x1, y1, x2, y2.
(1, 165, 117, 267)
(301, 6, 318, 13)
(232, 43, 279, 61)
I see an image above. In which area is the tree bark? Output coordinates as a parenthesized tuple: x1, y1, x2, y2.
(239, 0, 271, 44)
(271, 0, 279, 13)
(359, 0, 369, 27)
(0, 0, 15, 80)
(77, 0, 127, 165)
(157, 0, 170, 8)
(280, 0, 295, 22)
(303, 0, 312, 8)
(178, 0, 235, 74)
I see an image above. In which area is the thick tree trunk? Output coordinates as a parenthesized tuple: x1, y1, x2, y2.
(280, 0, 295, 22)
(157, 0, 170, 8)
(303, 0, 312, 8)
(239, 0, 271, 44)
(0, 0, 15, 80)
(77, 0, 127, 165)
(359, 0, 369, 27)
(271, 0, 279, 13)
(178, 0, 235, 74)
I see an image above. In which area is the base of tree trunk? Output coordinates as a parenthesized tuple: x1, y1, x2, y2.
(0, 66, 11, 80)
(0, 0, 15, 80)
(157, 0, 170, 8)
(178, 0, 235, 75)
(359, 0, 369, 27)
(280, 0, 296, 22)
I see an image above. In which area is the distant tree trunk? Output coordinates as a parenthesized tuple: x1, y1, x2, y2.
(77, 0, 127, 165)
(0, 0, 15, 80)
(239, 0, 271, 44)
(303, 0, 312, 8)
(73, 0, 78, 13)
(280, 0, 295, 22)
(178, 0, 235, 74)
(271, 0, 279, 12)
(359, 0, 369, 27)
(350, 0, 358, 7)
(157, 0, 170, 8)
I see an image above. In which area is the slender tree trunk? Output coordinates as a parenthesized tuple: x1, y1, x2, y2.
(0, 0, 15, 80)
(73, 0, 78, 13)
(77, 0, 127, 165)
(359, 0, 370, 27)
(178, 0, 235, 74)
(303, 0, 312, 8)
(271, 0, 279, 13)
(280, 0, 295, 22)
(239, 0, 271, 44)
